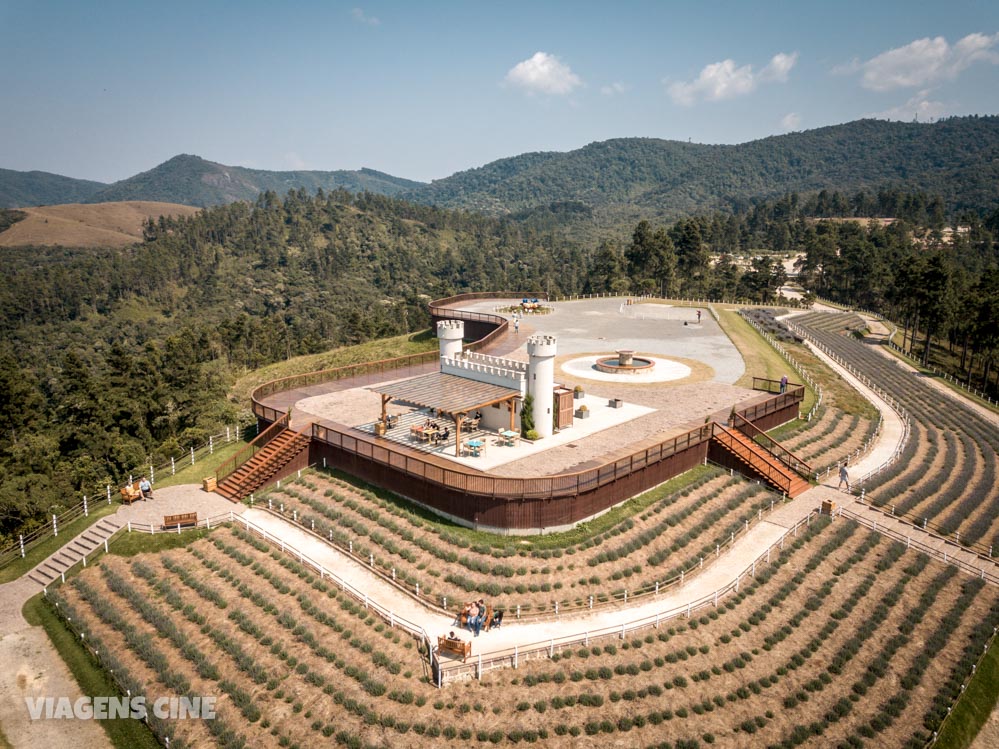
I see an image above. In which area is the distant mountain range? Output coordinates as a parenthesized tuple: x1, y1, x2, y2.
(404, 117, 999, 221)
(0, 155, 425, 208)
(4, 117, 999, 220)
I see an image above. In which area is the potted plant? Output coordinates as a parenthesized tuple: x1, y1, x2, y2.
(573, 385, 585, 400)
(609, 398, 623, 409)
(575, 404, 590, 419)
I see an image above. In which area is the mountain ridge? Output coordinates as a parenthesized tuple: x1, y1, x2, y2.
(3, 117, 999, 217)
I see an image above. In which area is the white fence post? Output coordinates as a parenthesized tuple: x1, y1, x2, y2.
(83, 495, 88, 517)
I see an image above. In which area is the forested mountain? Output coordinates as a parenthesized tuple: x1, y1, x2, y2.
(87, 155, 426, 207)
(0, 168, 106, 208)
(0, 156, 425, 208)
(6, 117, 999, 217)
(406, 117, 999, 225)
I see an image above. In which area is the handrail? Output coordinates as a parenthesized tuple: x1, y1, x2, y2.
(837, 507, 999, 583)
(215, 413, 289, 484)
(311, 421, 714, 501)
(711, 423, 793, 495)
(732, 412, 812, 478)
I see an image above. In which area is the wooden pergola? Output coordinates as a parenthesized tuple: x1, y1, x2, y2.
(368, 372, 520, 456)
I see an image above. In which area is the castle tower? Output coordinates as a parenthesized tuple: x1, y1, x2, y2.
(526, 334, 557, 438)
(437, 320, 464, 361)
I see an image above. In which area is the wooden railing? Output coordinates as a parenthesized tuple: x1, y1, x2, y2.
(738, 380, 805, 423)
(711, 423, 793, 496)
(312, 422, 712, 501)
(732, 412, 812, 479)
(215, 412, 290, 484)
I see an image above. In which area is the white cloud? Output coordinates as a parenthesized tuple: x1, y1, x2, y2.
(780, 112, 801, 131)
(868, 90, 947, 122)
(600, 82, 629, 96)
(667, 51, 798, 105)
(855, 32, 999, 91)
(505, 52, 582, 96)
(351, 7, 380, 26)
(285, 152, 307, 170)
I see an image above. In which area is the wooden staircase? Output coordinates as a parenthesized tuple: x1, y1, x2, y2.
(710, 424, 812, 498)
(216, 428, 310, 502)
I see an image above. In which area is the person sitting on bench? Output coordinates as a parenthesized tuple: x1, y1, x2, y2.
(139, 476, 153, 501)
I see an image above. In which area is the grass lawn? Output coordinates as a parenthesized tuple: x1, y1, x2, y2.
(714, 307, 817, 415)
(231, 328, 437, 405)
(22, 592, 161, 749)
(935, 633, 999, 748)
(0, 502, 120, 585)
(153, 438, 250, 489)
(109, 526, 216, 556)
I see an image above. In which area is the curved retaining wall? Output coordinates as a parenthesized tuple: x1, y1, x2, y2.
(250, 292, 793, 531)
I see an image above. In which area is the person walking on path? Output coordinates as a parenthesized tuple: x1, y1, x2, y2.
(838, 463, 850, 493)
(514, 317, 520, 334)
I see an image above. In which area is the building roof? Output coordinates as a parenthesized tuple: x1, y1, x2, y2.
(369, 372, 520, 415)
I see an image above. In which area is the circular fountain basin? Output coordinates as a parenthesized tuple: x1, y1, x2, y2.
(595, 350, 656, 374)
(562, 355, 692, 383)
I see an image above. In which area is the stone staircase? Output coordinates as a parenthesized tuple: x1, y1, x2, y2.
(26, 516, 122, 586)
(710, 424, 812, 498)
(216, 429, 311, 502)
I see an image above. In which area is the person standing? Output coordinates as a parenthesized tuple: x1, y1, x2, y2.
(780, 374, 788, 394)
(838, 463, 850, 493)
(696, 309, 702, 324)
(514, 317, 520, 334)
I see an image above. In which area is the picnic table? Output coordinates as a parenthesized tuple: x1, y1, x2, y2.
(410, 425, 439, 443)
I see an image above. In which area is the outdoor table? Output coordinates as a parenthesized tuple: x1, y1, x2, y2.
(467, 439, 484, 457)
(500, 430, 519, 446)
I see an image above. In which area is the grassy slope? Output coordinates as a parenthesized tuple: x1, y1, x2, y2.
(0, 201, 200, 248)
(713, 307, 817, 416)
(935, 633, 999, 748)
(231, 329, 437, 405)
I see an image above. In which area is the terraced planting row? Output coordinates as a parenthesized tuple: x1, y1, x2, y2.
(777, 404, 876, 473)
(260, 467, 782, 614)
(47, 516, 999, 748)
(793, 311, 999, 551)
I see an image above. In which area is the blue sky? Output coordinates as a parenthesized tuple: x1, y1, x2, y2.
(2, 0, 998, 184)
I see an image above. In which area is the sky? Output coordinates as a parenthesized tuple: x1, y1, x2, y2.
(2, 0, 998, 184)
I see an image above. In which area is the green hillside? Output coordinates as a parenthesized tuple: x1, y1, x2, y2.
(0, 168, 107, 208)
(87, 154, 426, 207)
(406, 117, 999, 223)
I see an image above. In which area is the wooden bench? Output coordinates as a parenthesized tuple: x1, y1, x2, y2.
(162, 512, 198, 530)
(120, 485, 142, 504)
(437, 635, 471, 662)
